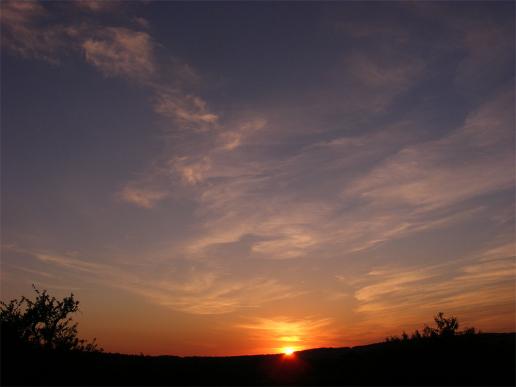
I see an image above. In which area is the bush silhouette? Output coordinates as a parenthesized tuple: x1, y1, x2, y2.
(387, 312, 474, 342)
(433, 312, 459, 336)
(0, 285, 101, 352)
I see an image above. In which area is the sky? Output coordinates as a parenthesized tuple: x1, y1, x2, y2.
(1, 1, 515, 356)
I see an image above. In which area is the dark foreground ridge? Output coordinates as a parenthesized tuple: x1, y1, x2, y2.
(2, 332, 515, 386)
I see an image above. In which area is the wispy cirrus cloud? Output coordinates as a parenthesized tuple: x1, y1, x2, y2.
(0, 1, 70, 62)
(351, 242, 516, 330)
(344, 88, 514, 211)
(173, 84, 513, 262)
(3, 244, 300, 315)
(131, 277, 301, 315)
(454, 19, 514, 96)
(217, 118, 267, 151)
(344, 52, 424, 89)
(117, 186, 169, 209)
(3, 244, 112, 274)
(73, 0, 122, 13)
(82, 27, 155, 79)
(0, 1, 218, 206)
(141, 27, 509, 262)
(153, 90, 219, 129)
(0, 0, 209, 127)
(1, 1, 154, 77)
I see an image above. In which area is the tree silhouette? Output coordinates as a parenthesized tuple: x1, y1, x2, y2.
(0, 285, 101, 352)
(387, 312, 475, 342)
(433, 312, 459, 337)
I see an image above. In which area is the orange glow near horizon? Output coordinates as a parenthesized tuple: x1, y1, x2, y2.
(282, 347, 295, 356)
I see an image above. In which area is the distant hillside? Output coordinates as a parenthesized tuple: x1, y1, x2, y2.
(2, 332, 515, 385)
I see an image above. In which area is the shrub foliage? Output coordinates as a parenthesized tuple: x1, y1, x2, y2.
(0, 285, 101, 352)
(386, 312, 477, 342)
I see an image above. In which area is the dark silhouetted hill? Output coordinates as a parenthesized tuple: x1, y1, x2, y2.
(2, 332, 515, 385)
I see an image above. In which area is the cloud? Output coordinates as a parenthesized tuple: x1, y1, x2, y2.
(454, 19, 514, 95)
(0, 2, 222, 211)
(4, 263, 55, 279)
(82, 27, 155, 79)
(130, 277, 301, 315)
(355, 269, 434, 304)
(478, 243, 515, 262)
(332, 55, 425, 113)
(324, 21, 427, 113)
(459, 88, 514, 147)
(187, 193, 333, 260)
(133, 17, 150, 30)
(251, 230, 317, 259)
(7, 244, 301, 315)
(352, 243, 516, 329)
(0, 2, 156, 81)
(176, 89, 512, 261)
(153, 90, 218, 129)
(0, 1, 219, 210)
(117, 186, 169, 208)
(0, 1, 69, 62)
(34, 252, 107, 273)
(217, 118, 267, 151)
(238, 316, 333, 334)
(73, 0, 121, 13)
(3, 244, 110, 274)
(344, 88, 514, 211)
(172, 156, 212, 185)
(344, 52, 424, 89)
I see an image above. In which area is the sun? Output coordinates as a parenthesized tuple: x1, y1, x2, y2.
(283, 347, 295, 356)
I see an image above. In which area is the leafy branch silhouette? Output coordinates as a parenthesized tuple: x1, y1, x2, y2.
(0, 285, 102, 352)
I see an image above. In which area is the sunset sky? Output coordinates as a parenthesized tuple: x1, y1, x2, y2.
(1, 1, 514, 356)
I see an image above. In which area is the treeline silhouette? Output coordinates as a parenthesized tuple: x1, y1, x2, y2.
(1, 287, 515, 385)
(385, 312, 477, 342)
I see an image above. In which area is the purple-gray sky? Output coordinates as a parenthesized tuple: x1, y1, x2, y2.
(1, 1, 514, 355)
